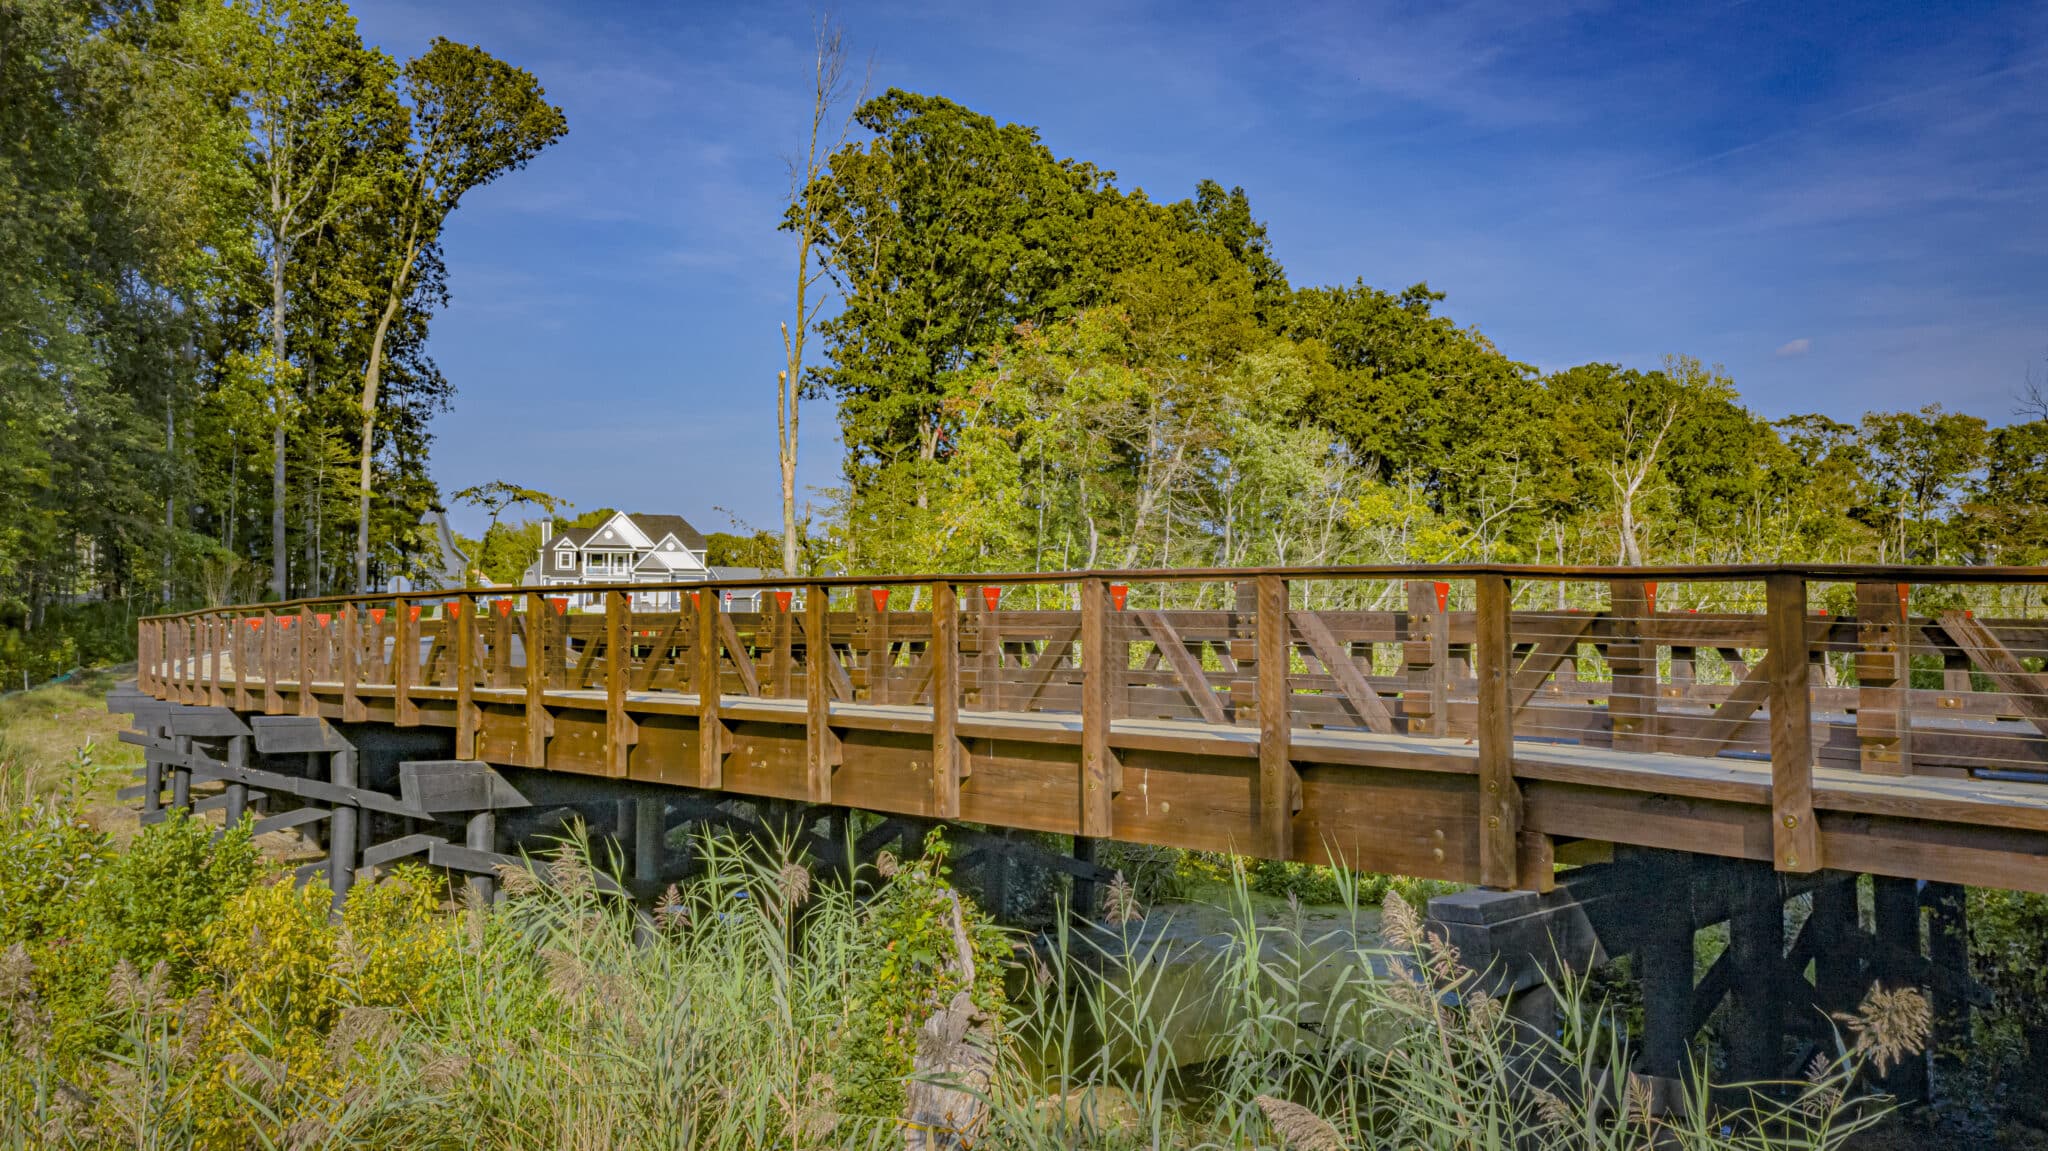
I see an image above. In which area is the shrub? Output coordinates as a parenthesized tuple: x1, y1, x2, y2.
(88, 810, 261, 992)
(0, 801, 111, 947)
(337, 864, 458, 1016)
(833, 829, 1006, 1117)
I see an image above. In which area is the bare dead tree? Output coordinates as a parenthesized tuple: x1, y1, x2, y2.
(1604, 401, 1680, 566)
(779, 15, 868, 575)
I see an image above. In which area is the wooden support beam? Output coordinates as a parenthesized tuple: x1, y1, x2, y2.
(1725, 860, 1786, 1082)
(263, 610, 282, 714)
(1474, 573, 1522, 889)
(1637, 851, 1696, 1080)
(207, 616, 225, 707)
(604, 590, 638, 778)
(398, 760, 531, 813)
(395, 599, 420, 727)
(1766, 573, 1821, 873)
(1255, 574, 1295, 859)
(1294, 608, 1397, 733)
(1872, 875, 1928, 1103)
(695, 589, 729, 789)
(1509, 615, 1595, 718)
(1856, 582, 1913, 775)
(971, 587, 1002, 711)
(1134, 610, 1227, 725)
(298, 607, 316, 716)
(454, 596, 477, 759)
(1404, 580, 1450, 737)
(717, 613, 760, 696)
(1230, 580, 1259, 726)
(805, 584, 842, 803)
(1081, 578, 1119, 837)
(931, 581, 966, 819)
(763, 588, 794, 697)
(1926, 880, 1970, 1084)
(341, 606, 364, 722)
(1938, 610, 2048, 739)
(330, 748, 359, 914)
(862, 588, 891, 703)
(523, 594, 550, 767)
(1609, 580, 1657, 751)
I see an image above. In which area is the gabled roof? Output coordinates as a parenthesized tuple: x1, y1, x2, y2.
(627, 513, 708, 551)
(551, 527, 593, 549)
(633, 547, 705, 573)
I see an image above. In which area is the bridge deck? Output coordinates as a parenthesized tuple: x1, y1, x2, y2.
(133, 564, 2048, 894)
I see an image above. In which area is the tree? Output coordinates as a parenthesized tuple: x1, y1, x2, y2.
(206, 0, 399, 599)
(1853, 405, 1987, 563)
(452, 481, 566, 585)
(776, 15, 863, 576)
(350, 39, 565, 592)
(807, 90, 1110, 490)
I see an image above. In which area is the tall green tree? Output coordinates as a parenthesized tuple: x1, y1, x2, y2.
(203, 0, 399, 599)
(808, 90, 1110, 489)
(349, 38, 565, 592)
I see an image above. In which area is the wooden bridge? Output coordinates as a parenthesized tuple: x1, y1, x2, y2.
(120, 563, 2048, 897)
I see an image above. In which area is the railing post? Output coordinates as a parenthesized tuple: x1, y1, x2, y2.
(1403, 579, 1449, 737)
(394, 599, 419, 727)
(931, 580, 965, 819)
(206, 616, 225, 707)
(1855, 581, 1912, 776)
(604, 589, 637, 778)
(1230, 580, 1258, 725)
(1255, 574, 1295, 859)
(1609, 579, 1656, 751)
(341, 605, 363, 721)
(1080, 578, 1118, 839)
(262, 610, 282, 714)
(168, 619, 186, 704)
(805, 584, 841, 802)
(757, 588, 793, 698)
(1765, 572, 1822, 873)
(232, 612, 252, 711)
(298, 607, 316, 717)
(695, 589, 726, 788)
(1474, 573, 1522, 889)
(454, 595, 476, 760)
(522, 593, 549, 767)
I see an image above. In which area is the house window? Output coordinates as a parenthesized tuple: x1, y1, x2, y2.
(556, 551, 573, 571)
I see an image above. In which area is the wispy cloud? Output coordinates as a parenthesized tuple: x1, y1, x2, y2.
(1774, 338, 1811, 358)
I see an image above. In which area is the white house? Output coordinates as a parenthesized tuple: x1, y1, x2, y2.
(518, 511, 768, 610)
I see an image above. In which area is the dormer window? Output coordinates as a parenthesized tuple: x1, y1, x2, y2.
(556, 551, 572, 570)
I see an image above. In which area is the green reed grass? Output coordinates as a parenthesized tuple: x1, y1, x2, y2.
(1, 810, 1923, 1150)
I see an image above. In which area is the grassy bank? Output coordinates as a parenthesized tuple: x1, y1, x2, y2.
(1, 817, 1920, 1148)
(0, 669, 143, 839)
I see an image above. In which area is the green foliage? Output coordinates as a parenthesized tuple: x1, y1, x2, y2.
(1249, 860, 1347, 905)
(86, 811, 262, 993)
(808, 88, 2048, 578)
(0, 802, 112, 948)
(833, 829, 1006, 1116)
(1970, 888, 2048, 1026)
(0, 793, 1926, 1150)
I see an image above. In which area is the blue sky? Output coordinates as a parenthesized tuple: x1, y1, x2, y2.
(346, 0, 2048, 536)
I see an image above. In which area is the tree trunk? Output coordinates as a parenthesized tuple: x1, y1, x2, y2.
(356, 290, 403, 593)
(780, 447, 798, 574)
(271, 253, 288, 601)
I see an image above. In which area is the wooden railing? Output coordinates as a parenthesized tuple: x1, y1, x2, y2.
(136, 563, 2048, 887)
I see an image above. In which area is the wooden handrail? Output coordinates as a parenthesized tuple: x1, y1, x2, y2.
(131, 561, 2048, 623)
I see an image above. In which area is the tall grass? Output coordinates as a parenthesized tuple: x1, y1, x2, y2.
(0, 808, 1924, 1150)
